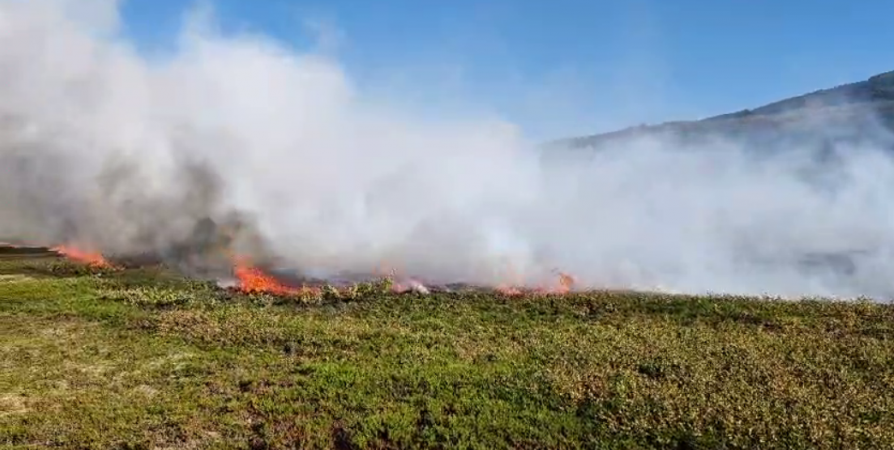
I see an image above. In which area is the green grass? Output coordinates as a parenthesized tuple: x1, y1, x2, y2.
(2, 249, 894, 449)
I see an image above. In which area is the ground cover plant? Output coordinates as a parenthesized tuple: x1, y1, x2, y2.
(2, 246, 894, 449)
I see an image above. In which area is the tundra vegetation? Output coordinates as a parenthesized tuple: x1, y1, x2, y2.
(2, 246, 894, 449)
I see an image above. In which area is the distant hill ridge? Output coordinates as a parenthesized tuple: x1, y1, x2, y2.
(553, 70, 894, 150)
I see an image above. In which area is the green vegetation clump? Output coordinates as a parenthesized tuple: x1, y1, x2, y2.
(2, 248, 894, 449)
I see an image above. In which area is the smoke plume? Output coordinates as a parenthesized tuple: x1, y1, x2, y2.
(2, 0, 894, 300)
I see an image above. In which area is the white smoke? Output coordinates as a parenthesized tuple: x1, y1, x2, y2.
(2, 0, 894, 300)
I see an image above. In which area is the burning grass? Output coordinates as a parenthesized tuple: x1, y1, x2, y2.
(3, 247, 894, 449)
(4, 242, 579, 300)
(49, 245, 111, 268)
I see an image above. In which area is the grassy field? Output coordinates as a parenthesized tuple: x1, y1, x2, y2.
(2, 248, 894, 449)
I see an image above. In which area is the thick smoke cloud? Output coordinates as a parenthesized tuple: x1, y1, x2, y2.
(2, 0, 894, 300)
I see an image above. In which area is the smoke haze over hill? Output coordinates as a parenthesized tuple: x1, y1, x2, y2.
(2, 0, 894, 299)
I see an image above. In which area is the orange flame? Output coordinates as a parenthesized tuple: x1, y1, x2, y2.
(495, 260, 525, 296)
(230, 254, 576, 298)
(496, 285, 523, 296)
(555, 272, 576, 294)
(497, 271, 576, 296)
(232, 257, 295, 295)
(51, 245, 111, 267)
(231, 256, 323, 297)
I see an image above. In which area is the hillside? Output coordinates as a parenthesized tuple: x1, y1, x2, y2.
(550, 70, 894, 151)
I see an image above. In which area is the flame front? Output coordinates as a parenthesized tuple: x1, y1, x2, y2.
(227, 252, 579, 297)
(231, 256, 326, 297)
(51, 245, 110, 267)
(232, 258, 297, 295)
(18, 238, 576, 296)
(497, 271, 576, 296)
(496, 284, 523, 296)
(556, 272, 576, 293)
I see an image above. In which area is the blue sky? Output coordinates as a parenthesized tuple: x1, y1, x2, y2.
(119, 0, 894, 140)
